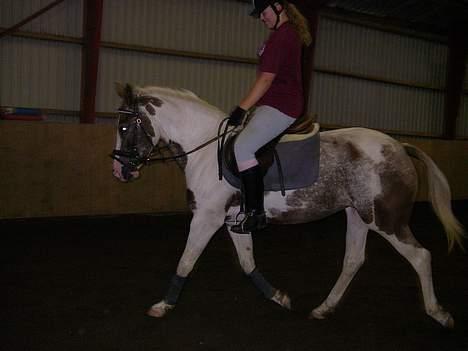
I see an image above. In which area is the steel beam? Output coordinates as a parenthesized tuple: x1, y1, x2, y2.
(0, 0, 66, 40)
(80, 0, 104, 124)
(444, 21, 468, 139)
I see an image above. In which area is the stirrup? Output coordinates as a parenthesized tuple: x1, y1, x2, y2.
(231, 211, 267, 234)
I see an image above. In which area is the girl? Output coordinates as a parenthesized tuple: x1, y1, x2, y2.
(229, 0, 312, 234)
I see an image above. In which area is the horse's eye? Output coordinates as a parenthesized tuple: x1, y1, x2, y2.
(119, 125, 128, 135)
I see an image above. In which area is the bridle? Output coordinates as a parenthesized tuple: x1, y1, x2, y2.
(110, 106, 236, 178)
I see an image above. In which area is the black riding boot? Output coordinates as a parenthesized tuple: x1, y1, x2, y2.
(231, 165, 267, 234)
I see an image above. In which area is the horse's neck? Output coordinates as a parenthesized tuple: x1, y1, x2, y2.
(153, 94, 221, 167)
(159, 106, 221, 190)
(160, 108, 219, 151)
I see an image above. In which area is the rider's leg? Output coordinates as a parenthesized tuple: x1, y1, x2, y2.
(232, 106, 295, 234)
(231, 165, 266, 234)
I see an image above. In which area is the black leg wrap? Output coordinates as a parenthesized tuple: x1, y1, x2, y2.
(248, 268, 275, 299)
(164, 274, 186, 305)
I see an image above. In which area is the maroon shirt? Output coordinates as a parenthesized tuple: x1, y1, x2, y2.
(256, 22, 304, 118)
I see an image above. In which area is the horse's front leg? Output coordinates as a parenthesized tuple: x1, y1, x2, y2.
(147, 207, 226, 318)
(227, 210, 291, 310)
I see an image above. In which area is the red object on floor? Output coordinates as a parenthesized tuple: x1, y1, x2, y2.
(0, 114, 44, 121)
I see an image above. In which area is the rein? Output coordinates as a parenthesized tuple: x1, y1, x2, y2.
(145, 117, 233, 165)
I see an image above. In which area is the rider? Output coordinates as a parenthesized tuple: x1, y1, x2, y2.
(228, 0, 312, 234)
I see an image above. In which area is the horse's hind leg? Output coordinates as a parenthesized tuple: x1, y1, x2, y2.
(228, 230, 291, 309)
(375, 226, 454, 328)
(310, 207, 368, 319)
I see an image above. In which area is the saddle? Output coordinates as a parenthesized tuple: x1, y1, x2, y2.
(221, 114, 320, 195)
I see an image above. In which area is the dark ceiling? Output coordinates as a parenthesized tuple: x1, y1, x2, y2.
(324, 0, 468, 37)
(239, 0, 468, 38)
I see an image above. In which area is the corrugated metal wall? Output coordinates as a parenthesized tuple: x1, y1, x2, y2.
(310, 18, 447, 135)
(0, 0, 82, 36)
(0, 0, 82, 112)
(0, 0, 467, 138)
(310, 72, 445, 133)
(0, 36, 81, 110)
(314, 19, 447, 86)
(102, 0, 265, 58)
(98, 0, 267, 113)
(97, 48, 255, 114)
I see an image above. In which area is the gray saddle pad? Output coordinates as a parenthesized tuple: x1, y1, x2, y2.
(222, 132, 320, 191)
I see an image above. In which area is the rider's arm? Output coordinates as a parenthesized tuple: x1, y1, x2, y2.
(238, 71, 276, 110)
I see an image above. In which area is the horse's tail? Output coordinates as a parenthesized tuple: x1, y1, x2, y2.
(403, 143, 465, 252)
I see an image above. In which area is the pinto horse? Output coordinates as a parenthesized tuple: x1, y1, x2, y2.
(111, 82, 464, 328)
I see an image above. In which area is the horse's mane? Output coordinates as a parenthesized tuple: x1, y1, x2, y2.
(139, 85, 224, 117)
(142, 85, 199, 100)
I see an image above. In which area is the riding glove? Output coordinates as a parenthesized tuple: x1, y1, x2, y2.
(227, 106, 247, 126)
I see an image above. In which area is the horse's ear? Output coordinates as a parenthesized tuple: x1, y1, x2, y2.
(114, 82, 126, 98)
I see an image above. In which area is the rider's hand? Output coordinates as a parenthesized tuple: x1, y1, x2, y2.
(227, 106, 247, 126)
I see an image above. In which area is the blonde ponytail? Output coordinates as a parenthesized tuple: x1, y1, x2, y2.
(284, 2, 312, 46)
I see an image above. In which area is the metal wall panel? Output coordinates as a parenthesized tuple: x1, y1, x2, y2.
(0, 0, 83, 37)
(0, 0, 460, 137)
(314, 18, 448, 88)
(309, 72, 444, 134)
(101, 0, 268, 59)
(97, 48, 256, 114)
(310, 17, 448, 134)
(0, 37, 81, 110)
(98, 0, 269, 116)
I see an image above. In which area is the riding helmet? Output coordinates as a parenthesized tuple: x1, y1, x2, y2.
(250, 0, 284, 18)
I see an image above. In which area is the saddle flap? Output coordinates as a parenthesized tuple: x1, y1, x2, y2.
(222, 124, 320, 191)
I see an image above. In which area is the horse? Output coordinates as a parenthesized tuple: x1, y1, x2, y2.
(111, 82, 465, 328)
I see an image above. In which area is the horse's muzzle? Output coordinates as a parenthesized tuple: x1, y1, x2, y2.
(111, 150, 142, 182)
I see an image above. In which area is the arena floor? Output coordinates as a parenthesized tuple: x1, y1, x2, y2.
(3, 201, 468, 351)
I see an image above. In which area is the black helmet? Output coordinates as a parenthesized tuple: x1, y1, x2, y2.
(250, 0, 284, 18)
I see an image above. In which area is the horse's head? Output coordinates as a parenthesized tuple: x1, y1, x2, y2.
(112, 82, 163, 182)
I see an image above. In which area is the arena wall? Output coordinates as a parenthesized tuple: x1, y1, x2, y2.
(1, 121, 466, 219)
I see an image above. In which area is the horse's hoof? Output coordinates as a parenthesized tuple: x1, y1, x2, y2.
(309, 309, 325, 320)
(309, 303, 334, 320)
(445, 315, 455, 329)
(271, 290, 291, 310)
(146, 300, 175, 318)
(427, 306, 455, 329)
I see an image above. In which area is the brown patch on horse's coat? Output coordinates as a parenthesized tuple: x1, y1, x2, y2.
(373, 176, 412, 235)
(145, 104, 156, 116)
(140, 114, 155, 137)
(268, 185, 349, 224)
(139, 96, 163, 108)
(225, 192, 242, 212)
(166, 141, 187, 170)
(373, 144, 418, 244)
(187, 189, 197, 211)
(266, 138, 366, 224)
(346, 142, 362, 161)
(139, 96, 163, 116)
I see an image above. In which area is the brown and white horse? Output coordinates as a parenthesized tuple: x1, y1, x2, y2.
(112, 83, 465, 328)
